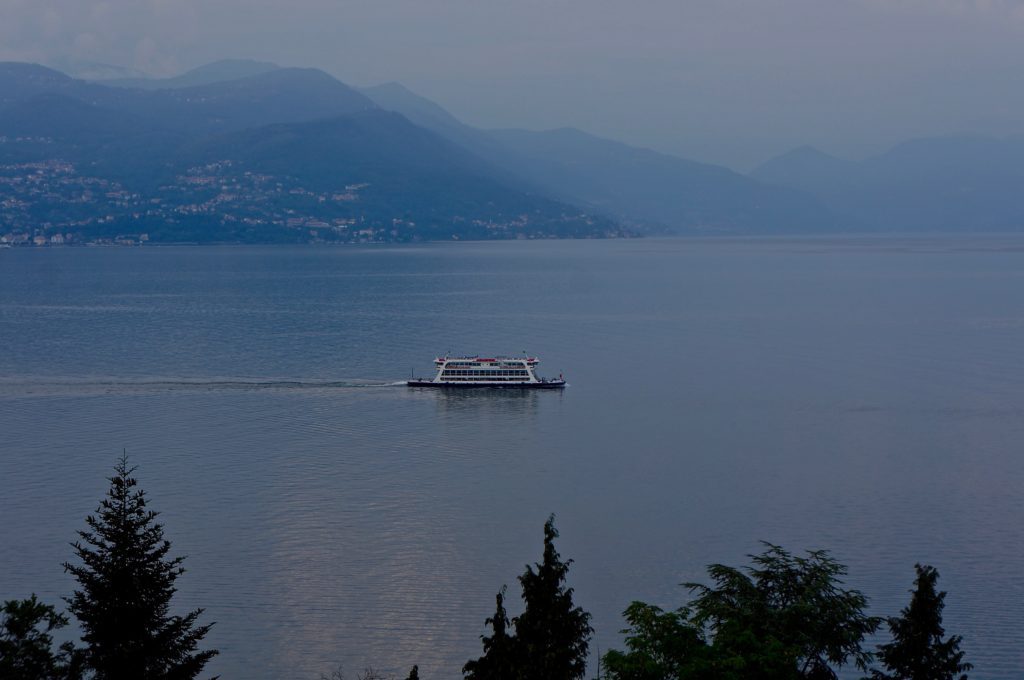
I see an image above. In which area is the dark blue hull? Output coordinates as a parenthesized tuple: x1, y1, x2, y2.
(407, 380, 566, 389)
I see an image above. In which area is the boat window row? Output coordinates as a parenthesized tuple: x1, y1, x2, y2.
(444, 363, 526, 368)
(442, 369, 529, 377)
(438, 376, 532, 381)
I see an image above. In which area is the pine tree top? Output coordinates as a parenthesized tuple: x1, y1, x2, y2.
(513, 515, 593, 680)
(63, 455, 217, 680)
(874, 564, 971, 680)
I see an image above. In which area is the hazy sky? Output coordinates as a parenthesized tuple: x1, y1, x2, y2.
(3, 0, 1024, 169)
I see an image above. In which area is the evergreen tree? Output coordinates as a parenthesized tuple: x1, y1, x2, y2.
(63, 455, 217, 680)
(463, 587, 517, 680)
(405, 665, 419, 680)
(512, 515, 593, 680)
(0, 595, 81, 680)
(872, 564, 971, 680)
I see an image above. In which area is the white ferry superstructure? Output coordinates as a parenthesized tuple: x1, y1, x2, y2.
(407, 356, 566, 389)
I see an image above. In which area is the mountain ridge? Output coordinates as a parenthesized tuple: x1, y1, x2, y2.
(0, 62, 622, 244)
(753, 136, 1024, 231)
(96, 58, 282, 90)
(359, 81, 837, 232)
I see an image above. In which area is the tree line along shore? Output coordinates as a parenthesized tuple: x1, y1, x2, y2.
(2, 457, 971, 680)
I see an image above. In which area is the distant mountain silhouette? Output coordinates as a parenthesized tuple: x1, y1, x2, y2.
(360, 82, 835, 233)
(357, 82, 550, 194)
(359, 82, 466, 132)
(48, 58, 148, 81)
(159, 67, 376, 132)
(0, 63, 374, 135)
(0, 63, 383, 187)
(10, 60, 1024, 239)
(0, 62, 83, 105)
(0, 64, 376, 144)
(98, 59, 282, 89)
(483, 127, 834, 232)
(749, 146, 854, 196)
(753, 137, 1024, 231)
(184, 110, 611, 239)
(0, 62, 618, 243)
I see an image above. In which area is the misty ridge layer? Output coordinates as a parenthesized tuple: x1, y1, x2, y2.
(0, 63, 377, 141)
(0, 61, 627, 243)
(752, 137, 1024, 232)
(187, 111, 619, 240)
(360, 76, 1024, 235)
(0, 59, 843, 244)
(6, 58, 1024, 243)
(356, 81, 837, 233)
(96, 58, 283, 90)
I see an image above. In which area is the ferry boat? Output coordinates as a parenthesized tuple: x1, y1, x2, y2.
(408, 356, 566, 389)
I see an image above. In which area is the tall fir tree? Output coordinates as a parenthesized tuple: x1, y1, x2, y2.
(872, 564, 971, 680)
(63, 455, 217, 680)
(463, 587, 517, 680)
(512, 515, 593, 680)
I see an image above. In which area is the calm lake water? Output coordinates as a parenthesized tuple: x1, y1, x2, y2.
(2, 237, 1024, 678)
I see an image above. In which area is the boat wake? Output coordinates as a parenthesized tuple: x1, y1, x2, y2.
(0, 377, 404, 396)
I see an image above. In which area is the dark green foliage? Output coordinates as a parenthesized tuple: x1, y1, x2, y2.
(604, 544, 881, 680)
(602, 602, 710, 680)
(513, 516, 593, 680)
(871, 564, 971, 680)
(464, 516, 592, 680)
(463, 588, 516, 680)
(686, 544, 881, 679)
(63, 455, 217, 680)
(0, 595, 81, 680)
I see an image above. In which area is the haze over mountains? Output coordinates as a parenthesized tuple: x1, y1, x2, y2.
(0, 61, 623, 244)
(98, 59, 282, 90)
(359, 81, 833, 233)
(752, 139, 1024, 232)
(2, 58, 1024, 245)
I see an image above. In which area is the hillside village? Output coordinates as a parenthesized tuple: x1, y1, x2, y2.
(1, 153, 618, 246)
